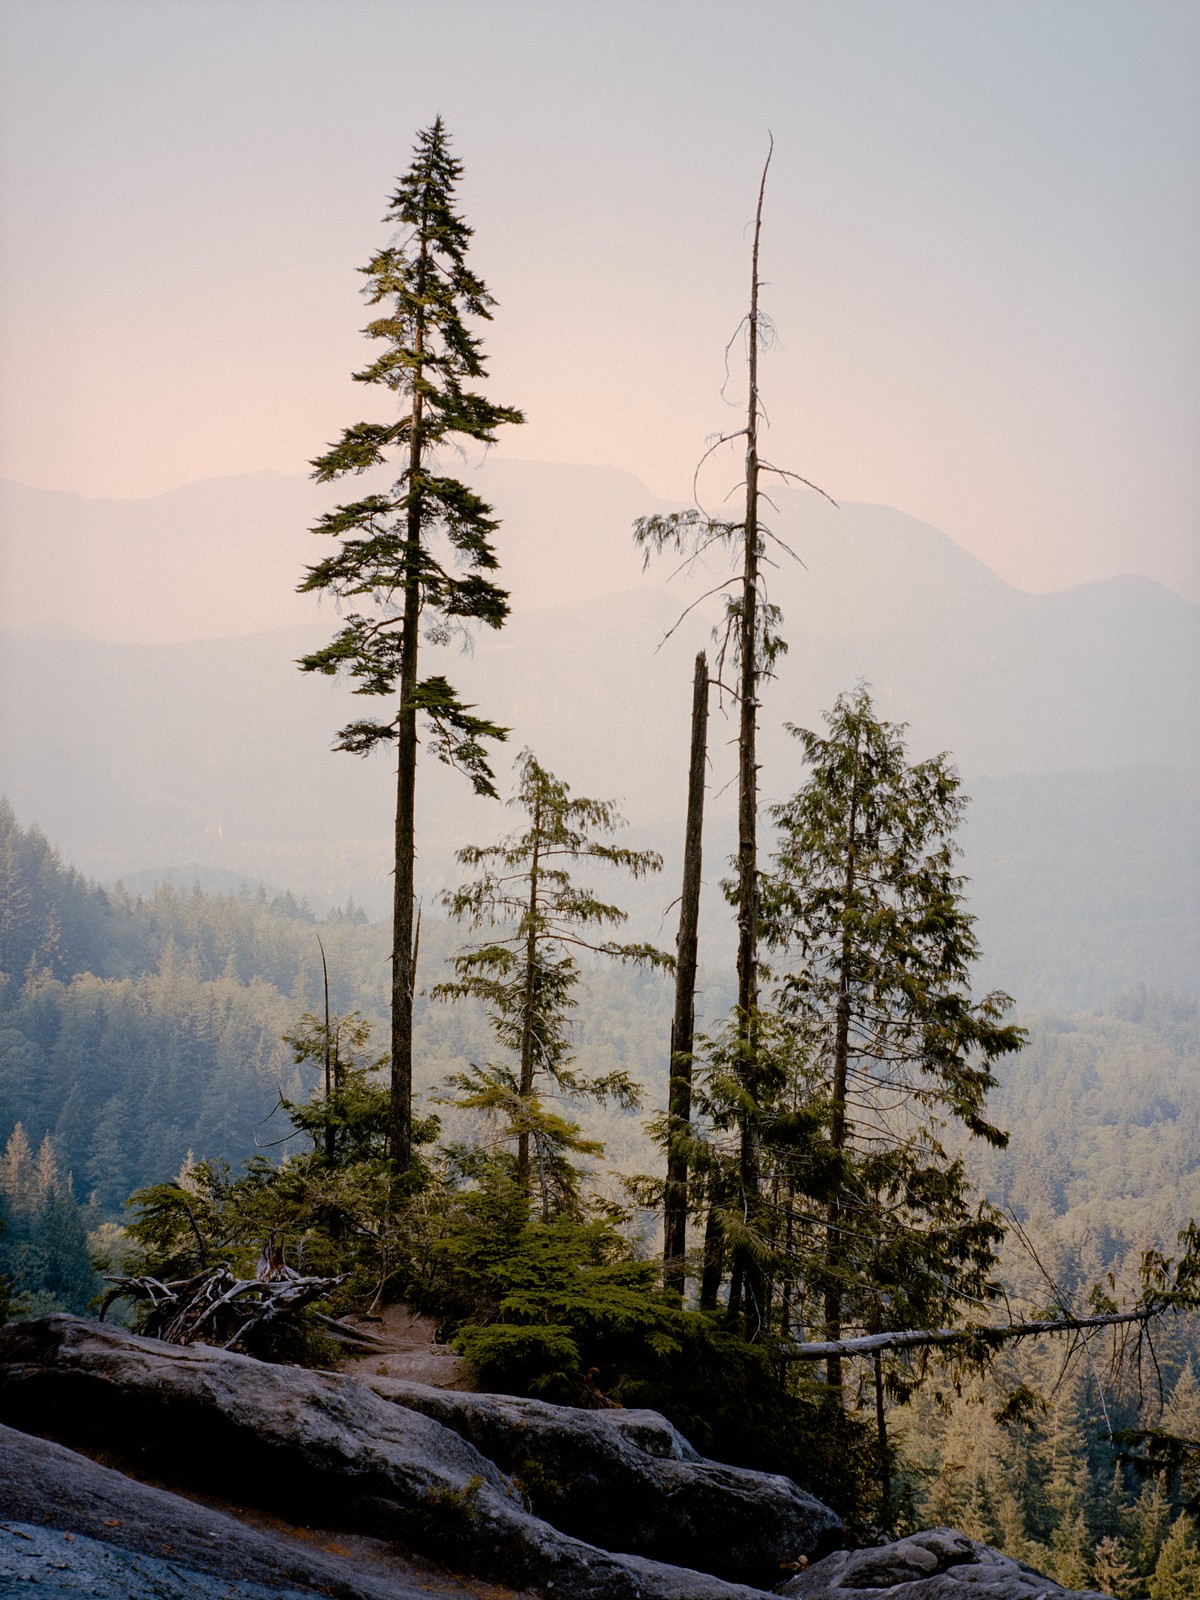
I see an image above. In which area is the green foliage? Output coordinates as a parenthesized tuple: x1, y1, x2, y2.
(746, 687, 1023, 1377)
(0, 1122, 97, 1316)
(434, 750, 668, 1214)
(298, 119, 523, 793)
(1, 801, 1197, 1548)
(120, 1009, 443, 1334)
(420, 1180, 873, 1518)
(1149, 1516, 1200, 1600)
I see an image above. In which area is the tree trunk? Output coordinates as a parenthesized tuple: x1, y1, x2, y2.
(317, 934, 334, 1165)
(517, 789, 542, 1195)
(733, 146, 772, 1332)
(781, 1306, 1162, 1361)
(873, 1350, 891, 1528)
(389, 225, 429, 1171)
(699, 1195, 726, 1311)
(664, 651, 708, 1296)
(824, 728, 861, 1395)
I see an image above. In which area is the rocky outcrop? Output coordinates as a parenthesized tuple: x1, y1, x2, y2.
(0, 1315, 784, 1600)
(371, 1374, 841, 1584)
(779, 1528, 1112, 1599)
(0, 1423, 491, 1600)
(0, 1319, 1110, 1600)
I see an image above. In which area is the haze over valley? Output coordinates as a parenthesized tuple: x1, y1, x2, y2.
(2, 460, 1195, 1012)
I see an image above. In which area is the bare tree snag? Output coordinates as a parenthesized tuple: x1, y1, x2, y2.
(663, 650, 709, 1296)
(730, 140, 772, 1333)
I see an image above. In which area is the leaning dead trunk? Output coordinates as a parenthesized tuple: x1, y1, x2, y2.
(664, 651, 709, 1296)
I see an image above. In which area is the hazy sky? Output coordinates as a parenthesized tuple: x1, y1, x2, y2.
(1, 0, 1197, 599)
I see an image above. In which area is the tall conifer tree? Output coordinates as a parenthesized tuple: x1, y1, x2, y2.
(300, 121, 523, 1168)
(763, 688, 1023, 1402)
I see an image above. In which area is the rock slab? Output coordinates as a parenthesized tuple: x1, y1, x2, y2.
(0, 1421, 518, 1600)
(371, 1374, 841, 1583)
(779, 1527, 1112, 1600)
(0, 1316, 777, 1600)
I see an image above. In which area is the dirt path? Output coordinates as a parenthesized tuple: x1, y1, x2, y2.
(338, 1303, 476, 1389)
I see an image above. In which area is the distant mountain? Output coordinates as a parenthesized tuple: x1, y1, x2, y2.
(1, 462, 1196, 1007)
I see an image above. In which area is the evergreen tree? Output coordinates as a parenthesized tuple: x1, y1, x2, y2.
(35, 1174, 97, 1313)
(1149, 1517, 1200, 1600)
(299, 119, 523, 1168)
(434, 751, 669, 1218)
(0, 1121, 35, 1206)
(1092, 1534, 1136, 1598)
(1129, 1478, 1174, 1581)
(0, 815, 33, 981)
(761, 688, 1024, 1405)
(0, 1124, 96, 1314)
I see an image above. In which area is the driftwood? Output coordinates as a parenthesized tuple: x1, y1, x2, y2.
(101, 1254, 345, 1353)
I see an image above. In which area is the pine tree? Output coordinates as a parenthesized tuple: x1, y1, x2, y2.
(434, 751, 670, 1218)
(0, 1123, 35, 1211)
(300, 119, 523, 1169)
(761, 687, 1024, 1404)
(0, 808, 33, 980)
(35, 1174, 97, 1314)
(1130, 1477, 1174, 1579)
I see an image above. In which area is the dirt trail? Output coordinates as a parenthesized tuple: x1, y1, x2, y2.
(339, 1303, 476, 1389)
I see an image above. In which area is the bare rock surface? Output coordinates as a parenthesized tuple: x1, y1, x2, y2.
(371, 1375, 842, 1585)
(0, 1422, 527, 1599)
(340, 1301, 475, 1389)
(0, 1521, 303, 1600)
(0, 1316, 779, 1600)
(779, 1528, 1112, 1600)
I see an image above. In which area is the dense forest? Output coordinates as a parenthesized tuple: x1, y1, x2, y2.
(2, 797, 1198, 1591)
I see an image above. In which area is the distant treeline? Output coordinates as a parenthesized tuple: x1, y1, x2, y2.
(0, 801, 664, 1209)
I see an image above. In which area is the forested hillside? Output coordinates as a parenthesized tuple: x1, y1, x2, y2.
(2, 798, 1199, 1589)
(3, 799, 1196, 1257)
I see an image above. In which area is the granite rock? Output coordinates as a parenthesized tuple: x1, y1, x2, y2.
(779, 1527, 1112, 1600)
(0, 1316, 778, 1600)
(371, 1375, 841, 1584)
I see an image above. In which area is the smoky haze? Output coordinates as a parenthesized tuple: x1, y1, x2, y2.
(1, 461, 1196, 1011)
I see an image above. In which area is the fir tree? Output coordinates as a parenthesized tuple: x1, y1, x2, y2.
(1092, 1534, 1136, 1598)
(434, 751, 669, 1218)
(1149, 1517, 1200, 1600)
(761, 688, 1024, 1408)
(299, 119, 523, 1168)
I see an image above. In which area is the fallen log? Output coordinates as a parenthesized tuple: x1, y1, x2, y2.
(780, 1306, 1156, 1363)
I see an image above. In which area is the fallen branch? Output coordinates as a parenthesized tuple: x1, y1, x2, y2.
(310, 1311, 393, 1350)
(781, 1307, 1156, 1362)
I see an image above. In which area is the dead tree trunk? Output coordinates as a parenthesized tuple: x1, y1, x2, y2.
(663, 651, 709, 1297)
(730, 141, 772, 1334)
(780, 1306, 1162, 1362)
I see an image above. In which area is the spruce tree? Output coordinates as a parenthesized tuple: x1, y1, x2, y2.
(300, 120, 523, 1168)
(1150, 1517, 1200, 1600)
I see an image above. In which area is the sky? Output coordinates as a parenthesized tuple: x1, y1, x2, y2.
(0, 0, 1197, 600)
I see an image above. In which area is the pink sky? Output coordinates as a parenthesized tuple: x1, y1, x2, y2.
(1, 0, 1197, 599)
